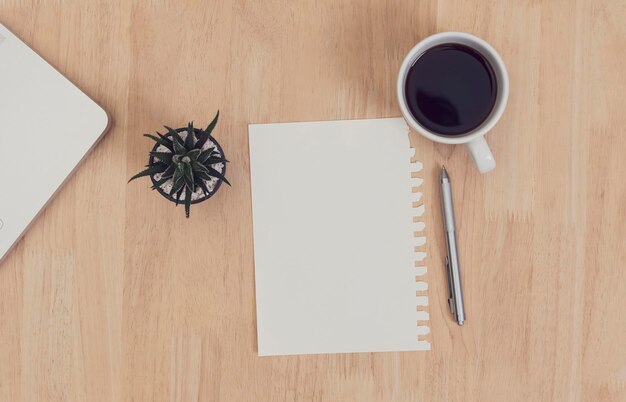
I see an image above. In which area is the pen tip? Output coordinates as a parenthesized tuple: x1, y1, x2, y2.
(440, 166, 449, 180)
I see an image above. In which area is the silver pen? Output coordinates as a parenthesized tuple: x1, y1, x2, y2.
(440, 167, 466, 326)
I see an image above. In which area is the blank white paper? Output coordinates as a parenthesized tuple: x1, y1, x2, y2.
(249, 118, 430, 356)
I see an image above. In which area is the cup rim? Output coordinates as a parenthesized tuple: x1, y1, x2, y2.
(397, 31, 509, 145)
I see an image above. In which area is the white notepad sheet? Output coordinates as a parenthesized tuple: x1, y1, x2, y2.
(249, 118, 429, 356)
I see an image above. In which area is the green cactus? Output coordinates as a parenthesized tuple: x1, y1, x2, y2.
(129, 111, 229, 218)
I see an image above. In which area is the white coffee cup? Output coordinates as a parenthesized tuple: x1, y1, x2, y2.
(397, 32, 509, 173)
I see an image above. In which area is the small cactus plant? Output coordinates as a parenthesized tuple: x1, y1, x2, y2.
(129, 111, 229, 218)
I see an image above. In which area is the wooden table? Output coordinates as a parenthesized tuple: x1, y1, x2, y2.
(1, 1, 625, 401)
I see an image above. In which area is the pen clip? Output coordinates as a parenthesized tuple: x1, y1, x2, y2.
(445, 256, 456, 316)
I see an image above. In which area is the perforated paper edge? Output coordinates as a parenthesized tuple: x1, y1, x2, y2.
(409, 148, 430, 350)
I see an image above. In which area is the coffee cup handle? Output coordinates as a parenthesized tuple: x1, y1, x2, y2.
(465, 136, 496, 173)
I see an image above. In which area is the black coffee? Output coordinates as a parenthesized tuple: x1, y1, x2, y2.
(405, 44, 497, 136)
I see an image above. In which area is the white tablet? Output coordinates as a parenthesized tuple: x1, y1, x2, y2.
(0, 23, 110, 263)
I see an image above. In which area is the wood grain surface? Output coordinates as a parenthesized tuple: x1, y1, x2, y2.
(1, 1, 625, 401)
